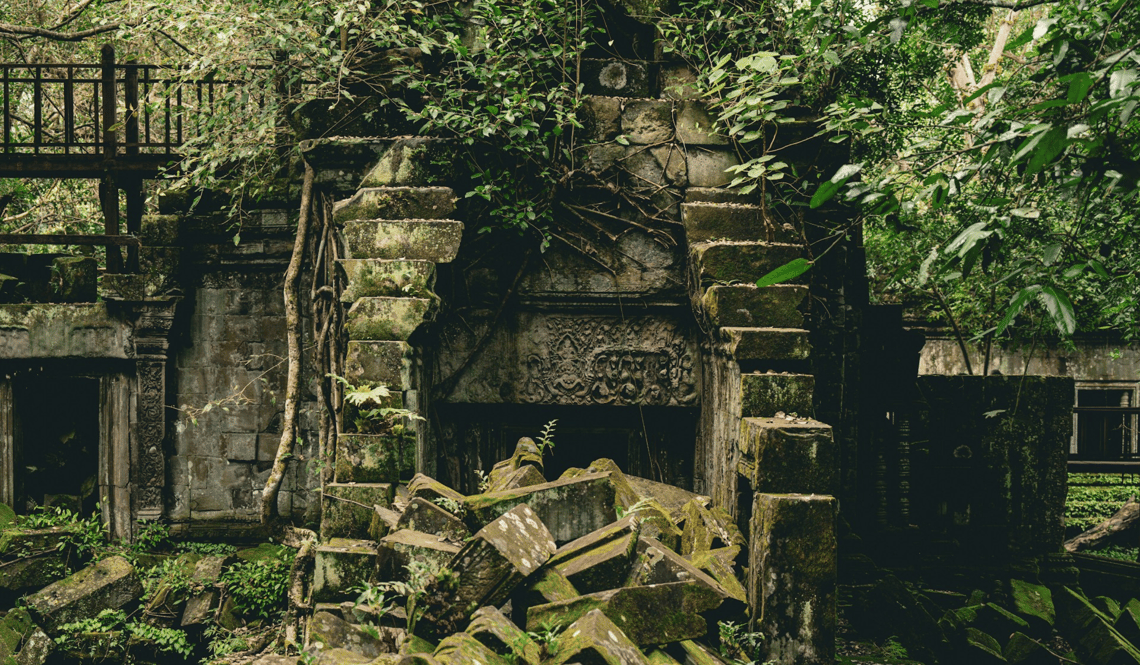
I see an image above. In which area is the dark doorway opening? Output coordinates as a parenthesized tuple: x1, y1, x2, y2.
(13, 373, 101, 516)
(1074, 388, 1136, 461)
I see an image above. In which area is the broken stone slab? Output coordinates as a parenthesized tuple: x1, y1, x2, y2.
(314, 647, 375, 665)
(449, 504, 557, 618)
(740, 372, 814, 419)
(359, 138, 456, 188)
(527, 582, 723, 646)
(680, 499, 745, 556)
(1003, 631, 1057, 665)
(322, 482, 397, 541)
(0, 552, 69, 592)
(749, 493, 836, 665)
(491, 465, 546, 493)
(737, 417, 836, 495)
(722, 327, 811, 363)
(646, 648, 684, 665)
(627, 537, 742, 613)
(0, 526, 78, 556)
(486, 438, 545, 492)
(690, 241, 805, 286)
(313, 539, 378, 603)
(337, 259, 436, 303)
(702, 285, 807, 330)
(1057, 586, 1140, 665)
(685, 547, 746, 605)
(396, 498, 470, 543)
(333, 187, 456, 224)
(408, 474, 466, 506)
(181, 590, 218, 627)
(433, 632, 510, 665)
(346, 297, 434, 341)
(462, 472, 622, 544)
(624, 476, 701, 523)
(584, 459, 640, 510)
(144, 552, 201, 623)
(674, 640, 729, 665)
(342, 220, 464, 263)
(624, 498, 682, 551)
(25, 555, 141, 633)
(964, 627, 1005, 664)
(345, 341, 413, 391)
(377, 530, 461, 581)
(1010, 579, 1055, 635)
(308, 610, 396, 659)
(400, 634, 438, 655)
(0, 607, 52, 665)
(548, 515, 641, 595)
(466, 606, 541, 665)
(520, 567, 580, 610)
(1116, 599, 1140, 647)
(680, 203, 797, 244)
(548, 608, 649, 665)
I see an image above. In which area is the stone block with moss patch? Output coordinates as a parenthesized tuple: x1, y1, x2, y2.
(521, 567, 580, 611)
(335, 433, 405, 484)
(549, 515, 640, 595)
(466, 606, 541, 665)
(408, 474, 466, 505)
(685, 149, 740, 188)
(313, 539, 377, 603)
(549, 608, 649, 665)
(338, 259, 436, 302)
(703, 285, 807, 330)
(346, 297, 433, 341)
(626, 537, 741, 613)
(450, 505, 557, 618)
(674, 102, 727, 146)
(624, 499, 681, 551)
(334, 187, 456, 224)
(343, 220, 464, 263)
(1003, 631, 1056, 665)
(360, 138, 456, 188)
(738, 417, 835, 495)
(723, 327, 811, 362)
(321, 483, 396, 541)
(749, 493, 836, 665)
(579, 96, 623, 142)
(740, 372, 814, 418)
(680, 203, 796, 243)
(462, 473, 622, 544)
(964, 627, 1005, 663)
(680, 500, 744, 556)
(376, 529, 461, 582)
(345, 341, 413, 391)
(396, 497, 469, 543)
(0, 525, 78, 557)
(690, 241, 805, 286)
(433, 632, 510, 665)
(579, 59, 649, 97)
(486, 438, 545, 492)
(308, 610, 394, 659)
(529, 582, 721, 647)
(621, 100, 674, 144)
(684, 546, 746, 604)
(26, 555, 141, 633)
(675, 640, 728, 665)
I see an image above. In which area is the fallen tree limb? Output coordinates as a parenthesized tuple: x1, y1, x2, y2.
(1065, 498, 1140, 553)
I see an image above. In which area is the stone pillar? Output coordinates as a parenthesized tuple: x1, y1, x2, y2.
(749, 493, 837, 665)
(129, 299, 179, 528)
(0, 380, 12, 507)
(100, 374, 133, 541)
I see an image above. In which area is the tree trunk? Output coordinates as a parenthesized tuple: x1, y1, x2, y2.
(261, 163, 314, 527)
(1064, 498, 1140, 553)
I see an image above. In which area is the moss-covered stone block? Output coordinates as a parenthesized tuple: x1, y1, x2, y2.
(335, 433, 408, 484)
(965, 627, 1005, 664)
(685, 148, 740, 188)
(467, 606, 540, 665)
(580, 59, 649, 97)
(740, 372, 814, 418)
(461, 473, 621, 544)
(334, 187, 456, 224)
(395, 497, 469, 542)
(579, 96, 623, 142)
(140, 214, 181, 245)
(345, 340, 413, 391)
(360, 138, 455, 188)
(627, 537, 742, 610)
(434, 632, 510, 665)
(528, 582, 722, 646)
(686, 546, 747, 605)
(674, 102, 727, 146)
(485, 438, 545, 492)
(675, 641, 728, 665)
(723, 327, 811, 362)
(680, 499, 745, 556)
(26, 555, 142, 633)
(549, 515, 640, 595)
(0, 525, 77, 557)
(51, 256, 97, 303)
(308, 610, 391, 659)
(625, 499, 681, 551)
(749, 493, 836, 665)
(691, 241, 805, 286)
(738, 417, 835, 495)
(547, 610, 650, 665)
(321, 482, 395, 540)
(703, 285, 807, 330)
(376, 529, 461, 582)
(338, 259, 436, 302)
(521, 567, 580, 610)
(1116, 599, 1140, 646)
(408, 474, 466, 505)
(346, 296, 433, 341)
(681, 203, 797, 243)
(621, 100, 674, 144)
(1010, 579, 1055, 635)
(313, 539, 377, 603)
(343, 219, 464, 263)
(1004, 631, 1056, 665)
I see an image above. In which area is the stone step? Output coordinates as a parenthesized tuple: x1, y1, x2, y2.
(360, 137, 455, 188)
(313, 538, 378, 603)
(741, 372, 814, 418)
(337, 259, 436, 302)
(342, 219, 464, 262)
(701, 284, 806, 328)
(321, 483, 397, 541)
(722, 327, 810, 362)
(681, 202, 798, 244)
(335, 432, 414, 485)
(345, 340, 414, 390)
(684, 187, 756, 205)
(333, 186, 456, 224)
(345, 296, 434, 341)
(690, 241, 804, 285)
(737, 416, 835, 494)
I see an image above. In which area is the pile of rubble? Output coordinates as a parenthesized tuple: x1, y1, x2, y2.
(286, 438, 753, 665)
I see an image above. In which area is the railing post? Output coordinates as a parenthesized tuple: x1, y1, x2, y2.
(101, 44, 123, 273)
(101, 44, 117, 158)
(125, 58, 139, 156)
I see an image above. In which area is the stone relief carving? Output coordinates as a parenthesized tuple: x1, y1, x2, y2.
(520, 317, 698, 407)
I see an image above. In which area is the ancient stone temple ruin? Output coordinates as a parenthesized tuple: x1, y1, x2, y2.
(0, 2, 1092, 665)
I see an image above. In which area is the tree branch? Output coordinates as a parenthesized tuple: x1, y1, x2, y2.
(0, 21, 123, 42)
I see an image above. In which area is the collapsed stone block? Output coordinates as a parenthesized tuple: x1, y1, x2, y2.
(548, 608, 649, 665)
(450, 504, 557, 617)
(321, 482, 396, 540)
(749, 493, 836, 665)
(1057, 586, 1140, 665)
(462, 473, 621, 544)
(313, 539, 377, 603)
(0, 553, 69, 592)
(737, 417, 835, 495)
(1004, 631, 1057, 665)
(433, 632, 510, 665)
(676, 640, 730, 665)
(1010, 578, 1055, 635)
(0, 607, 52, 665)
(549, 515, 641, 595)
(528, 582, 723, 646)
(624, 498, 682, 552)
(627, 537, 742, 612)
(333, 187, 456, 224)
(486, 438, 545, 493)
(396, 498, 470, 543)
(520, 567, 580, 610)
(308, 610, 397, 659)
(408, 474, 466, 506)
(685, 547, 746, 605)
(466, 606, 541, 665)
(680, 500, 745, 556)
(376, 529, 460, 581)
(25, 555, 141, 633)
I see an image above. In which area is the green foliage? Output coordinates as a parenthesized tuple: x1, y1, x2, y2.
(174, 541, 239, 557)
(330, 374, 423, 435)
(1066, 473, 1136, 535)
(536, 419, 557, 457)
(141, 556, 195, 605)
(527, 621, 562, 659)
(54, 609, 192, 662)
(203, 623, 251, 662)
(220, 555, 293, 620)
(17, 504, 108, 560)
(133, 520, 171, 553)
(718, 620, 765, 665)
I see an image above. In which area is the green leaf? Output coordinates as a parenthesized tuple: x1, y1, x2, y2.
(995, 285, 1041, 336)
(1025, 125, 1067, 175)
(1066, 73, 1094, 104)
(1037, 286, 1076, 335)
(755, 258, 813, 287)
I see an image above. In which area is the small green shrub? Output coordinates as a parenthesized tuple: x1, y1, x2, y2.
(220, 556, 293, 620)
(55, 609, 192, 662)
